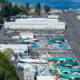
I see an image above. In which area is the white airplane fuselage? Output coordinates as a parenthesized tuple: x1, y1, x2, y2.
(18, 58, 47, 64)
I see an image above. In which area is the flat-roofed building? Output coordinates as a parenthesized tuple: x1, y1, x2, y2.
(23, 67, 36, 80)
(37, 76, 57, 80)
(20, 32, 34, 39)
(0, 44, 28, 54)
(4, 18, 65, 30)
(48, 15, 59, 19)
(11, 33, 20, 39)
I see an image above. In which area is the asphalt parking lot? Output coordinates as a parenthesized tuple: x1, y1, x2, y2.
(59, 11, 80, 63)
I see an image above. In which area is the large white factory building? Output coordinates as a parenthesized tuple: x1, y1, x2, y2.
(4, 18, 65, 30)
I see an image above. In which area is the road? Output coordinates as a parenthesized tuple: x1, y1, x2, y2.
(60, 11, 80, 63)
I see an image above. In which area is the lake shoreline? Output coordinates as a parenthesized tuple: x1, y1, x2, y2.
(8, 0, 80, 10)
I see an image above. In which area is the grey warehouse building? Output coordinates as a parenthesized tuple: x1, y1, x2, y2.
(4, 18, 65, 30)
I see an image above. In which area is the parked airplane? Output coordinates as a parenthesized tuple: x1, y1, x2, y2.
(56, 67, 80, 79)
(47, 38, 65, 43)
(56, 60, 78, 66)
(45, 52, 73, 61)
(49, 63, 80, 72)
(17, 54, 47, 64)
(46, 52, 78, 67)
(20, 37, 38, 44)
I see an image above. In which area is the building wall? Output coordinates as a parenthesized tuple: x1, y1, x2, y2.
(24, 71, 34, 80)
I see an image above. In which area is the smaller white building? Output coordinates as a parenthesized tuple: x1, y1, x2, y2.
(37, 76, 57, 80)
(24, 66, 36, 80)
(0, 44, 28, 54)
(48, 15, 59, 19)
(20, 32, 34, 39)
(11, 33, 20, 39)
(11, 36, 19, 39)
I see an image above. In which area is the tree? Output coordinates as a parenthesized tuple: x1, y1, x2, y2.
(19, 7, 26, 15)
(0, 0, 6, 3)
(3, 48, 15, 60)
(26, 2, 30, 16)
(12, 4, 20, 16)
(37, 10, 40, 16)
(44, 5, 50, 12)
(26, 2, 30, 11)
(35, 3, 41, 16)
(0, 52, 19, 80)
(35, 5, 37, 12)
(37, 3, 41, 10)
(1, 2, 13, 17)
(0, 15, 4, 24)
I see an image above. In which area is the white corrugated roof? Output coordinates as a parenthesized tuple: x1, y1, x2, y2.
(4, 21, 65, 25)
(16, 18, 58, 21)
(20, 32, 34, 39)
(20, 32, 33, 35)
(4, 18, 65, 25)
(0, 44, 28, 50)
(37, 76, 56, 80)
(4, 18, 65, 30)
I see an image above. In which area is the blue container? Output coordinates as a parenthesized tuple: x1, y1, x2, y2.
(59, 45, 68, 48)
(39, 70, 43, 73)
(32, 45, 40, 48)
(42, 74, 46, 76)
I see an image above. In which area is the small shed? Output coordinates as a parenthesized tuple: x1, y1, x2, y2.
(20, 32, 34, 40)
(11, 33, 20, 39)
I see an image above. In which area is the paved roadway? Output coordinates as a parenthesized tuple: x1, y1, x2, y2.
(60, 11, 80, 63)
(0, 27, 5, 43)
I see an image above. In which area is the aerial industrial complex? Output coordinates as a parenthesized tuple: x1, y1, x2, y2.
(1, 10, 80, 80)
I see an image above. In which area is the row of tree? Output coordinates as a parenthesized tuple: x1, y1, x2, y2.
(0, 1, 51, 24)
(0, 0, 23, 24)
(26, 3, 50, 16)
(1, 3, 20, 17)
(0, 1, 21, 24)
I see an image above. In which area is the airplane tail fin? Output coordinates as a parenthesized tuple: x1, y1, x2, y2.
(45, 52, 51, 57)
(53, 59, 55, 64)
(20, 37, 24, 42)
(16, 54, 22, 60)
(16, 54, 18, 59)
(56, 67, 61, 73)
(49, 63, 53, 69)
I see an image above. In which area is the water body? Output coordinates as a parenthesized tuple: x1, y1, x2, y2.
(8, 0, 80, 9)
